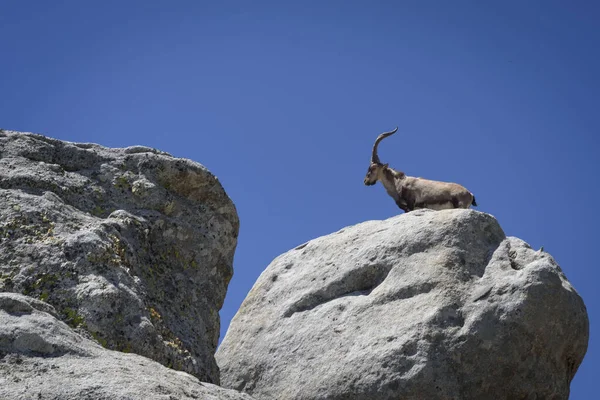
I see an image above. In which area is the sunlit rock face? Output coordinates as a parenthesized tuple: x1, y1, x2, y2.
(217, 209, 588, 400)
(0, 130, 239, 384)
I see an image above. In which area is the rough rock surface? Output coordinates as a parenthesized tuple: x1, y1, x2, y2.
(0, 292, 255, 400)
(217, 209, 589, 400)
(0, 130, 239, 383)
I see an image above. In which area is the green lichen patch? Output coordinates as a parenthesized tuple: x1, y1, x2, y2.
(0, 211, 56, 243)
(39, 291, 50, 302)
(22, 272, 60, 296)
(91, 205, 106, 217)
(91, 331, 109, 348)
(63, 307, 85, 328)
(86, 234, 130, 268)
(0, 271, 16, 290)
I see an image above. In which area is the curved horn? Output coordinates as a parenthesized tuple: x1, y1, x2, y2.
(371, 127, 398, 164)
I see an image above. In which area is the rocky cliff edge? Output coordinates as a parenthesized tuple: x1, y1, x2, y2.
(0, 130, 238, 384)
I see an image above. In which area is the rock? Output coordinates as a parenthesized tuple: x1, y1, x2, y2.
(0, 130, 239, 383)
(0, 292, 255, 400)
(217, 209, 588, 400)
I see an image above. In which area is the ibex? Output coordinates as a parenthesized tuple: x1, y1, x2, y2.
(364, 127, 477, 213)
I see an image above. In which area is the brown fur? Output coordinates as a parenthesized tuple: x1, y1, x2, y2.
(373, 165, 476, 212)
(364, 127, 477, 213)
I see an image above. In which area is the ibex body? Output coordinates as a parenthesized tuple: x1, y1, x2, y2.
(364, 127, 477, 213)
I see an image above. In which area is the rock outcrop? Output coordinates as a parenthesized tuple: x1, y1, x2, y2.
(0, 292, 254, 400)
(217, 209, 589, 400)
(0, 130, 239, 383)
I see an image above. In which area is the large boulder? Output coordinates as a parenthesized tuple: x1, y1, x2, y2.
(217, 209, 589, 400)
(0, 130, 239, 383)
(0, 292, 254, 400)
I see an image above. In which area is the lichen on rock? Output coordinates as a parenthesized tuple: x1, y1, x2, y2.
(0, 130, 239, 384)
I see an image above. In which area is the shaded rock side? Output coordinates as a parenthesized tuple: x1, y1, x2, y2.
(0, 292, 255, 400)
(217, 209, 589, 400)
(0, 130, 239, 383)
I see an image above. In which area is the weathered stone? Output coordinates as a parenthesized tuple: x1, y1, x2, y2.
(0, 292, 255, 400)
(0, 130, 239, 383)
(217, 209, 588, 400)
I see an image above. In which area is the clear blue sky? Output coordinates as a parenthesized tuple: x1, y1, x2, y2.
(1, 1, 598, 397)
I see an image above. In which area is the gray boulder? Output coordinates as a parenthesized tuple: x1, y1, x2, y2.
(217, 209, 588, 400)
(0, 130, 239, 383)
(0, 292, 255, 400)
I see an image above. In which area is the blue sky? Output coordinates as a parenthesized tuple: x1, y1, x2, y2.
(1, 1, 598, 397)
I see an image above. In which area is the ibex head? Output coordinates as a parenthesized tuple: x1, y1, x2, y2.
(363, 127, 398, 186)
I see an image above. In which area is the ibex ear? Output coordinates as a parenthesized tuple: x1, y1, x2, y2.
(383, 163, 389, 169)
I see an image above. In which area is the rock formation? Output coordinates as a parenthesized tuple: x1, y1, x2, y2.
(0, 130, 239, 383)
(0, 130, 589, 399)
(217, 209, 589, 400)
(0, 292, 254, 399)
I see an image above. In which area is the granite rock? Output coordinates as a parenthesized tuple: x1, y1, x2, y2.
(217, 209, 588, 400)
(0, 292, 254, 400)
(0, 130, 239, 383)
